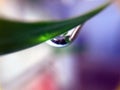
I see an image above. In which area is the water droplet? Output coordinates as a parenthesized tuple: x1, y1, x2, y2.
(46, 25, 83, 47)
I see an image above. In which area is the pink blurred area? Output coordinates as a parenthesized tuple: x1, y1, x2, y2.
(23, 71, 57, 90)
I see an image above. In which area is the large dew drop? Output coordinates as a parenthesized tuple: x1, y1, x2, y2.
(46, 25, 83, 47)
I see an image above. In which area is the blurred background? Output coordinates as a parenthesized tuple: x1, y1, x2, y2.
(0, 0, 120, 90)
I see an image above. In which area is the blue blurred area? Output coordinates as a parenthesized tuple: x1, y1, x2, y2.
(73, 3, 120, 57)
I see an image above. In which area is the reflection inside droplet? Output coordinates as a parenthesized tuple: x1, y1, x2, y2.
(46, 25, 83, 47)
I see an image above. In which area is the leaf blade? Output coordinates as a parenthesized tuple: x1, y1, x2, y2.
(0, 2, 110, 55)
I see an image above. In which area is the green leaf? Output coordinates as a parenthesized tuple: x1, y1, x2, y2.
(0, 2, 110, 55)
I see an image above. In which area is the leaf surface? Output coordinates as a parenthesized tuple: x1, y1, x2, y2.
(0, 2, 110, 55)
